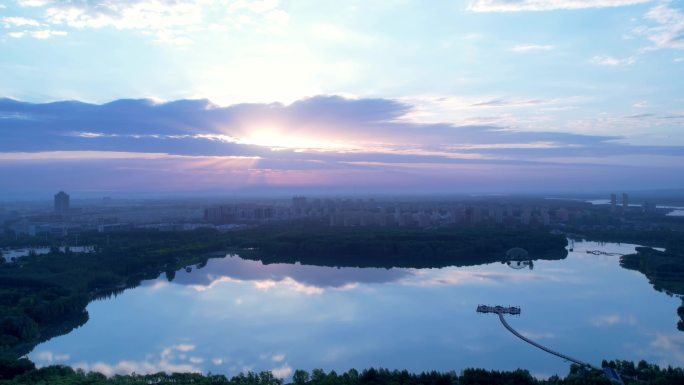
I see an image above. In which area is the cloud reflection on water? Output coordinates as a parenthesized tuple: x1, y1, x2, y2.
(158, 255, 413, 293)
(153, 254, 578, 295)
(34, 344, 203, 377)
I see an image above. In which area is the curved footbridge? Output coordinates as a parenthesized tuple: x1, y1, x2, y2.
(476, 305, 601, 371)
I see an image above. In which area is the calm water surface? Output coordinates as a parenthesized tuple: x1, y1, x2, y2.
(29, 240, 684, 378)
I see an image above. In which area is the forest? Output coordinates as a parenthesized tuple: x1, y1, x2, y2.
(224, 221, 568, 268)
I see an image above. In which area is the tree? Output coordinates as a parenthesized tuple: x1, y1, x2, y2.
(292, 369, 310, 385)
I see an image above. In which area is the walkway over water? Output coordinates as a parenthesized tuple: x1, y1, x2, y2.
(477, 305, 601, 371)
(586, 250, 624, 256)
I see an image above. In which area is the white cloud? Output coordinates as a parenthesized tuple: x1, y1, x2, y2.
(271, 354, 285, 363)
(227, 0, 281, 14)
(632, 100, 648, 107)
(591, 314, 637, 326)
(1, 16, 42, 27)
(175, 344, 196, 352)
(73, 359, 200, 377)
(35, 351, 70, 363)
(635, 3, 684, 50)
(3, 0, 290, 44)
(590, 55, 636, 65)
(188, 356, 204, 364)
(17, 0, 50, 7)
(43, 1, 204, 34)
(511, 44, 554, 52)
(468, 0, 652, 12)
(650, 334, 684, 365)
(270, 364, 293, 379)
(31, 29, 67, 39)
(8, 31, 25, 38)
(253, 277, 324, 295)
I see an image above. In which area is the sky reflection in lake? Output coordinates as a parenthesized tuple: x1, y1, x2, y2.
(29, 241, 684, 379)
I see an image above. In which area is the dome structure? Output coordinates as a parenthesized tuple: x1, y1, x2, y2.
(505, 247, 529, 260)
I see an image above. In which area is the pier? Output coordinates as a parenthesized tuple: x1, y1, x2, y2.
(476, 304, 600, 371)
(586, 250, 624, 256)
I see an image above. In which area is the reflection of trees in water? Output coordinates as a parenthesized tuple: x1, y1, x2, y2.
(503, 247, 533, 270)
(620, 245, 684, 333)
(504, 260, 534, 270)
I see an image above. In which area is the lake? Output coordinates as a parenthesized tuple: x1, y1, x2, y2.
(28, 240, 684, 379)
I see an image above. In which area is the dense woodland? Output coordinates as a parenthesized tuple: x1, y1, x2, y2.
(226, 222, 568, 268)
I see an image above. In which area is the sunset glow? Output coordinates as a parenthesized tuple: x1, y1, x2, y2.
(0, 0, 682, 195)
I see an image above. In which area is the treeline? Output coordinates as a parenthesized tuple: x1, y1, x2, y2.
(619, 239, 684, 332)
(226, 222, 568, 268)
(566, 227, 684, 251)
(0, 228, 232, 364)
(2, 361, 684, 385)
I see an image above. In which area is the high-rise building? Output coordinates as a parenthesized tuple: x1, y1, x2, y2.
(622, 193, 629, 210)
(54, 191, 70, 215)
(610, 193, 617, 212)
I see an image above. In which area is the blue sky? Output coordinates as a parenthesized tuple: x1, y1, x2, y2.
(0, 0, 683, 195)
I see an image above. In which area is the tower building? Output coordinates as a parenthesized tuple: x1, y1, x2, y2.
(54, 191, 70, 216)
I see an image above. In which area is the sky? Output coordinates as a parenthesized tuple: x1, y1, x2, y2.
(0, 0, 683, 196)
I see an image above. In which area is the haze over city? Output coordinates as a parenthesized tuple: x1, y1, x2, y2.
(1, 0, 683, 197)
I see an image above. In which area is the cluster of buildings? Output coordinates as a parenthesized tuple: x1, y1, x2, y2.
(4, 191, 215, 237)
(610, 192, 629, 212)
(203, 196, 579, 228)
(1, 191, 678, 239)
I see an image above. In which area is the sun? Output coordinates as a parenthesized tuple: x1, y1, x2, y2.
(238, 126, 355, 151)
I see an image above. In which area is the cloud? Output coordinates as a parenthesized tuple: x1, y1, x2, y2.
(35, 351, 70, 364)
(468, 0, 652, 12)
(591, 314, 637, 326)
(400, 270, 572, 287)
(1, 16, 42, 27)
(2, 0, 290, 43)
(167, 255, 413, 292)
(34, 344, 203, 377)
(590, 55, 636, 65)
(511, 44, 554, 52)
(470, 98, 547, 107)
(74, 359, 200, 377)
(650, 334, 684, 365)
(30, 29, 67, 39)
(634, 3, 684, 50)
(625, 113, 654, 118)
(17, 0, 50, 7)
(1, 95, 683, 195)
(270, 364, 293, 379)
